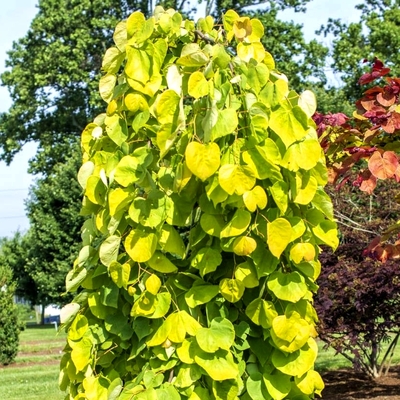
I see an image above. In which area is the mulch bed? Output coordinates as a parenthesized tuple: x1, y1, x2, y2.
(322, 366, 400, 399)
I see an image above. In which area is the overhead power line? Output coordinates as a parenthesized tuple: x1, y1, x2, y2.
(0, 215, 27, 219)
(0, 188, 29, 192)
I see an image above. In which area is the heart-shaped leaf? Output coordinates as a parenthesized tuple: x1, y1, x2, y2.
(267, 218, 292, 258)
(185, 142, 221, 181)
(218, 164, 256, 195)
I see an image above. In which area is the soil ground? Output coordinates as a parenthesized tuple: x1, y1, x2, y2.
(322, 366, 400, 399)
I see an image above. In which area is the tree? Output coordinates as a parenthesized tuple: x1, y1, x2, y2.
(24, 150, 84, 310)
(0, 264, 22, 365)
(314, 59, 400, 260)
(0, 232, 37, 306)
(0, 151, 84, 321)
(319, 0, 400, 103)
(0, 0, 327, 175)
(60, 8, 337, 398)
(312, 57, 400, 379)
(316, 181, 400, 379)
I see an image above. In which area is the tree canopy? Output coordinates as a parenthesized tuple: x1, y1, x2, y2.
(24, 152, 84, 307)
(320, 0, 400, 102)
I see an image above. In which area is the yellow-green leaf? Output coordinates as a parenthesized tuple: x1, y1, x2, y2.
(85, 176, 107, 206)
(147, 252, 178, 273)
(267, 271, 308, 303)
(185, 142, 220, 181)
(99, 235, 121, 267)
(211, 109, 238, 140)
(293, 174, 318, 205)
(191, 247, 222, 277)
(109, 261, 130, 289)
(312, 221, 339, 249)
(243, 186, 267, 212)
(145, 274, 162, 295)
(282, 139, 321, 171)
(235, 261, 259, 288)
(114, 156, 142, 187)
(99, 74, 116, 103)
(272, 338, 318, 377)
(188, 71, 209, 99)
(270, 182, 288, 214)
(195, 318, 235, 353)
(159, 224, 185, 258)
(185, 284, 220, 308)
(78, 161, 95, 190)
(245, 298, 277, 329)
(220, 209, 251, 238)
(269, 105, 309, 148)
(194, 348, 239, 381)
(267, 218, 292, 258)
(271, 312, 311, 353)
(177, 43, 209, 67)
(232, 236, 257, 256)
(219, 278, 245, 303)
(298, 90, 317, 118)
(124, 229, 157, 263)
(218, 164, 256, 195)
(237, 42, 265, 63)
(200, 213, 225, 238)
(290, 243, 316, 264)
(295, 370, 324, 396)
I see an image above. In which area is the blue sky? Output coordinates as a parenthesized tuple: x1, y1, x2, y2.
(0, 0, 360, 238)
(0, 0, 38, 238)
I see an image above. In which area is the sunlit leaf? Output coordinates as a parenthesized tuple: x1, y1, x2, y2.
(267, 271, 308, 303)
(267, 218, 292, 258)
(185, 142, 220, 181)
(124, 229, 157, 262)
(218, 164, 256, 195)
(219, 278, 245, 303)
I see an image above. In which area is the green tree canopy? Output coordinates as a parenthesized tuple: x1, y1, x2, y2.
(0, 232, 37, 306)
(23, 150, 84, 307)
(320, 0, 400, 102)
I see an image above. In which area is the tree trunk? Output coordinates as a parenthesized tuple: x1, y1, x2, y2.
(41, 304, 45, 325)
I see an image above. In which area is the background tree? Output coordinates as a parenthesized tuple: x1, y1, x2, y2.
(0, 154, 83, 322)
(312, 57, 400, 378)
(319, 0, 400, 103)
(316, 181, 400, 379)
(0, 232, 37, 306)
(23, 153, 84, 311)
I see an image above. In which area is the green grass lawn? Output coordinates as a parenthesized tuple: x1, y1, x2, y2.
(315, 334, 400, 373)
(0, 325, 66, 400)
(1, 325, 399, 399)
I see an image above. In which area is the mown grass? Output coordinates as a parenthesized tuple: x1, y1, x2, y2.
(315, 334, 400, 373)
(1, 325, 400, 400)
(0, 364, 64, 400)
(0, 325, 66, 400)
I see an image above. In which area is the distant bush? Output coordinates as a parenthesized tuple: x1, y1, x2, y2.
(0, 265, 22, 365)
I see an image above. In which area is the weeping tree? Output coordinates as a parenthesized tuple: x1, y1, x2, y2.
(60, 8, 337, 399)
